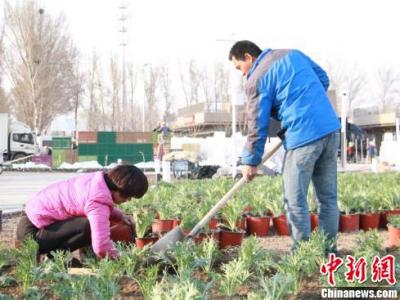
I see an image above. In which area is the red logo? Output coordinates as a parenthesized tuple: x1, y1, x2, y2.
(320, 254, 396, 286)
(345, 255, 367, 284)
(371, 255, 396, 285)
(320, 253, 344, 286)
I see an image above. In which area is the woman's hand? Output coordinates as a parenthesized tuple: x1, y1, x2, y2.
(121, 214, 134, 226)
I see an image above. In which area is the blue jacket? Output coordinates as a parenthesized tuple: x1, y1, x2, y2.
(242, 49, 340, 165)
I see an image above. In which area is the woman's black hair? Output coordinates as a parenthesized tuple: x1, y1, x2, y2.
(104, 164, 148, 198)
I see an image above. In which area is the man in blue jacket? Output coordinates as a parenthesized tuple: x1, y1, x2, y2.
(229, 40, 340, 252)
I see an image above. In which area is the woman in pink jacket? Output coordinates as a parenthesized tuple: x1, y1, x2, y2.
(16, 164, 148, 259)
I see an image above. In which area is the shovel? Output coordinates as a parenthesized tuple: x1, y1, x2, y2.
(150, 139, 283, 253)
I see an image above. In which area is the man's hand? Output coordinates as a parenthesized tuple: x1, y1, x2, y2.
(242, 165, 258, 182)
(121, 214, 134, 226)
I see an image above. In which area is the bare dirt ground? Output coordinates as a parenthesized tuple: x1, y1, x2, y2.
(0, 213, 392, 300)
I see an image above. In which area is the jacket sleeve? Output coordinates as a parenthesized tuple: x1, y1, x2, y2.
(306, 55, 330, 91)
(84, 200, 119, 259)
(242, 77, 273, 166)
(110, 207, 123, 221)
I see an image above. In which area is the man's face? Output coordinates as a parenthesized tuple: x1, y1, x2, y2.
(231, 53, 254, 76)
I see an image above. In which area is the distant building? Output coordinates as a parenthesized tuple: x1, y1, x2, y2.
(172, 90, 340, 138)
(351, 110, 399, 153)
(172, 102, 247, 137)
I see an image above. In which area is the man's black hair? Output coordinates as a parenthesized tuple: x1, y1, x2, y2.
(229, 40, 262, 61)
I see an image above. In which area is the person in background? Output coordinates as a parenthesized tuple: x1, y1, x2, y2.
(367, 140, 377, 162)
(347, 141, 355, 163)
(16, 164, 148, 260)
(156, 121, 172, 160)
(229, 40, 340, 253)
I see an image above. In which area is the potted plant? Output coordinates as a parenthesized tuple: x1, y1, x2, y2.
(269, 198, 290, 236)
(359, 191, 381, 231)
(246, 189, 271, 236)
(387, 215, 400, 248)
(338, 186, 360, 233)
(380, 190, 400, 229)
(152, 201, 175, 234)
(134, 209, 158, 248)
(180, 212, 207, 244)
(110, 219, 135, 244)
(219, 201, 245, 249)
(199, 197, 221, 230)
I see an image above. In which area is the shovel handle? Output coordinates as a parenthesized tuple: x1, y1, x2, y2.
(188, 140, 283, 237)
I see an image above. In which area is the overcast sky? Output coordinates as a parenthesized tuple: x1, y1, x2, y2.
(3, 0, 400, 130)
(39, 0, 399, 69)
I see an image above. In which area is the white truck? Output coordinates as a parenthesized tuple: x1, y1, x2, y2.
(0, 113, 38, 162)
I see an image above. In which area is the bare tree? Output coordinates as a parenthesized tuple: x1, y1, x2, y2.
(199, 65, 213, 111)
(179, 58, 202, 106)
(376, 67, 400, 112)
(127, 62, 139, 131)
(86, 50, 103, 131)
(143, 64, 161, 130)
(71, 68, 85, 140)
(326, 62, 366, 118)
(213, 62, 230, 111)
(179, 61, 190, 106)
(109, 55, 121, 131)
(159, 63, 174, 123)
(3, 1, 79, 133)
(0, 23, 8, 113)
(188, 59, 201, 104)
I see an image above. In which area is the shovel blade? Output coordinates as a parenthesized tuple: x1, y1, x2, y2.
(150, 226, 185, 253)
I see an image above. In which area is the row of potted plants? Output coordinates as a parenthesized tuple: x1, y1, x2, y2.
(116, 173, 400, 248)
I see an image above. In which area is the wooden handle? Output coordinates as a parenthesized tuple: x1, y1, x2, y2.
(188, 141, 283, 237)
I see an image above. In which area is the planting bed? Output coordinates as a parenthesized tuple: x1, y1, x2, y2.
(1, 172, 399, 299)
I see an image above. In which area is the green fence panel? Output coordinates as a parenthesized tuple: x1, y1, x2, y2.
(52, 137, 72, 149)
(78, 143, 98, 156)
(97, 132, 116, 144)
(86, 144, 98, 156)
(78, 143, 87, 156)
(52, 149, 66, 168)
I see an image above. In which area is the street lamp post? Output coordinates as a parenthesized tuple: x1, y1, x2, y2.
(216, 36, 238, 178)
(142, 96, 145, 132)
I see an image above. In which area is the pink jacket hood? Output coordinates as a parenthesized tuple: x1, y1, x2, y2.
(25, 171, 123, 259)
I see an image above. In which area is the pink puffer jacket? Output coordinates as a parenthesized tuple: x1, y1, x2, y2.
(25, 171, 123, 259)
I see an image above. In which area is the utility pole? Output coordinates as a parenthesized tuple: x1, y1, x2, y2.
(35, 8, 44, 135)
(119, 3, 128, 131)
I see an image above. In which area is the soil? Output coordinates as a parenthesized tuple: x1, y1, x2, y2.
(0, 214, 392, 299)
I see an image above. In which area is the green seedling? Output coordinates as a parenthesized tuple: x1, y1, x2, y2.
(218, 258, 251, 297)
(15, 236, 41, 294)
(239, 236, 273, 275)
(151, 275, 206, 300)
(195, 237, 219, 275)
(134, 265, 159, 300)
(116, 243, 147, 277)
(89, 257, 120, 300)
(221, 199, 243, 232)
(135, 209, 156, 239)
(247, 274, 295, 300)
(388, 215, 400, 228)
